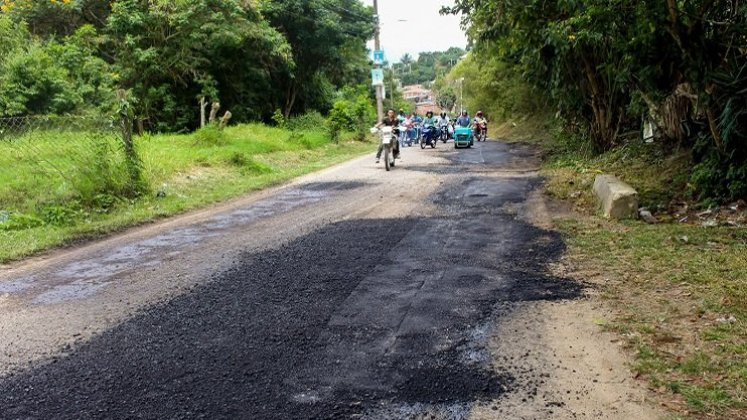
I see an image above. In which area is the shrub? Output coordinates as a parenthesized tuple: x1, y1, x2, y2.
(0, 212, 44, 231)
(41, 204, 82, 226)
(192, 125, 226, 146)
(287, 132, 313, 149)
(326, 100, 351, 143)
(286, 111, 325, 131)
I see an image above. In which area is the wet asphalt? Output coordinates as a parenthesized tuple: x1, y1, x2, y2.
(0, 141, 582, 419)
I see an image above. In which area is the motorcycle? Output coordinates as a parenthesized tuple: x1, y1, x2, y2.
(420, 125, 438, 149)
(439, 123, 449, 142)
(473, 121, 488, 142)
(371, 126, 398, 171)
(398, 124, 412, 147)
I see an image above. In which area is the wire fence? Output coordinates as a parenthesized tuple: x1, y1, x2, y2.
(0, 114, 144, 215)
(0, 115, 116, 141)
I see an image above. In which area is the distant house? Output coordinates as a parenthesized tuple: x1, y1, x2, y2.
(415, 103, 443, 116)
(401, 84, 446, 115)
(401, 84, 432, 103)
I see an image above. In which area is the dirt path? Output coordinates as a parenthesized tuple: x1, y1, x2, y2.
(0, 140, 663, 419)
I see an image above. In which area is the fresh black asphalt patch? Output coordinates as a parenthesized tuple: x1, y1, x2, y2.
(0, 144, 583, 419)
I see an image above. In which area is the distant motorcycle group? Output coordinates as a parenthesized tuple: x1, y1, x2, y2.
(393, 109, 488, 150)
(372, 109, 489, 170)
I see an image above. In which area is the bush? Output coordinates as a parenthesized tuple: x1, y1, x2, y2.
(0, 212, 44, 231)
(192, 125, 226, 146)
(226, 152, 273, 174)
(271, 109, 286, 128)
(287, 132, 314, 149)
(41, 204, 82, 226)
(286, 111, 325, 131)
(326, 100, 350, 143)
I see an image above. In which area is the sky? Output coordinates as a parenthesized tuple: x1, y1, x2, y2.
(361, 0, 468, 64)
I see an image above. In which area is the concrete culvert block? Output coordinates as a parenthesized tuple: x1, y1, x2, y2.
(593, 175, 639, 219)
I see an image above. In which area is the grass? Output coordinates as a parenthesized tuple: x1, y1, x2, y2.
(0, 123, 373, 263)
(528, 120, 747, 418)
(490, 111, 555, 145)
(557, 218, 746, 416)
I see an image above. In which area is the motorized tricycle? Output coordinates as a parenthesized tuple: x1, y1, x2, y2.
(454, 126, 474, 148)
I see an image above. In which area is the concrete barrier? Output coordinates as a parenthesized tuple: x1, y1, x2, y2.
(593, 175, 639, 219)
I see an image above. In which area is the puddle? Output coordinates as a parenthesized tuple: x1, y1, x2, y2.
(0, 276, 36, 293)
(33, 281, 109, 305)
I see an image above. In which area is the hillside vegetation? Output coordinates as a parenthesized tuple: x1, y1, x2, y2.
(444, 1, 747, 203)
(0, 0, 375, 129)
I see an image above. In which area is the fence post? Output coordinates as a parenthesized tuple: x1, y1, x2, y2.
(117, 90, 146, 196)
(200, 97, 207, 128)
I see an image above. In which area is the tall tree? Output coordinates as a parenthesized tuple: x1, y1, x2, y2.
(105, 0, 292, 130)
(260, 0, 375, 118)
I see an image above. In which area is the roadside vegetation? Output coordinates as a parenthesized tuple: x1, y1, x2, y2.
(443, 1, 747, 417)
(0, 0, 384, 262)
(0, 119, 372, 263)
(542, 133, 746, 418)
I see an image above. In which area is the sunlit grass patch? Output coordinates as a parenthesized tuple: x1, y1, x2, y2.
(0, 125, 373, 262)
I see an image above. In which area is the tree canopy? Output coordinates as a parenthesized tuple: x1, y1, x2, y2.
(445, 0, 747, 201)
(0, 0, 375, 131)
(391, 47, 465, 86)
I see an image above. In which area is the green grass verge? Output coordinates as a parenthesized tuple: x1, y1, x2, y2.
(0, 123, 373, 263)
(490, 112, 555, 145)
(558, 218, 746, 417)
(530, 117, 747, 418)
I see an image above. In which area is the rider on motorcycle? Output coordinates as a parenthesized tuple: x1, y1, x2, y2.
(473, 111, 488, 139)
(422, 111, 437, 144)
(437, 112, 450, 138)
(397, 109, 407, 123)
(456, 110, 471, 128)
(423, 111, 437, 128)
(375, 109, 401, 163)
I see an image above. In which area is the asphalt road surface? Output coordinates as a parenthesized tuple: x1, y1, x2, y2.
(0, 140, 656, 419)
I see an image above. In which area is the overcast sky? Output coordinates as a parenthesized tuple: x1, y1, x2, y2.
(361, 0, 468, 64)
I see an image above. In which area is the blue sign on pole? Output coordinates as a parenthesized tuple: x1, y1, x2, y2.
(371, 69, 384, 86)
(373, 50, 385, 65)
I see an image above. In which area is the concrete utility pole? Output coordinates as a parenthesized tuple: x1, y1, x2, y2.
(373, 0, 384, 123)
(459, 77, 465, 114)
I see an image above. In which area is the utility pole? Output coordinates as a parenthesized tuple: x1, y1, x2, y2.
(373, 0, 384, 122)
(459, 77, 465, 114)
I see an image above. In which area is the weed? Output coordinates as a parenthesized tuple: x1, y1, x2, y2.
(287, 132, 313, 149)
(192, 125, 226, 146)
(226, 152, 273, 174)
(227, 152, 248, 167)
(42, 204, 83, 226)
(0, 213, 44, 231)
(286, 111, 325, 131)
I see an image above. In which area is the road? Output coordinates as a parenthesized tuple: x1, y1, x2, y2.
(0, 140, 661, 419)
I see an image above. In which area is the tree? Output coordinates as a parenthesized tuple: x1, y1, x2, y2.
(444, 0, 747, 201)
(261, 0, 375, 118)
(105, 0, 292, 131)
(392, 48, 465, 86)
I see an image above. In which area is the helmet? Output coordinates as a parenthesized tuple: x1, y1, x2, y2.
(476, 111, 484, 117)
